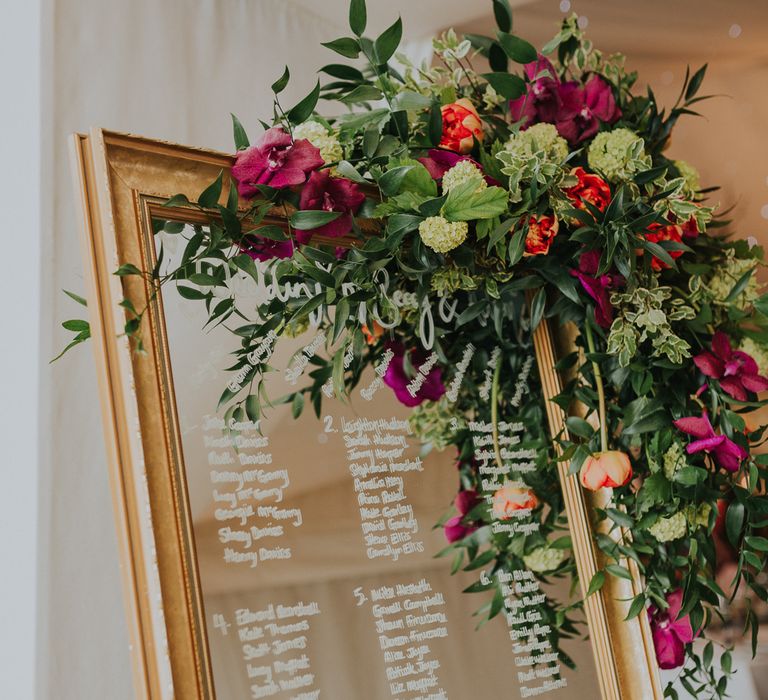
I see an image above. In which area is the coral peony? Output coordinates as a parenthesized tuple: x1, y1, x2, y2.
(232, 126, 323, 197)
(580, 451, 632, 491)
(642, 222, 684, 271)
(563, 167, 611, 214)
(491, 484, 538, 520)
(523, 214, 559, 256)
(439, 99, 483, 154)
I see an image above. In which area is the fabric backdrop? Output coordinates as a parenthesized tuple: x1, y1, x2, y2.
(38, 1, 430, 697)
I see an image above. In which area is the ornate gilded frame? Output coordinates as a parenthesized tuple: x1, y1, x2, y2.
(70, 128, 662, 699)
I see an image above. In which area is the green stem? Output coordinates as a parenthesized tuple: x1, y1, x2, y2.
(491, 358, 503, 470)
(584, 321, 608, 453)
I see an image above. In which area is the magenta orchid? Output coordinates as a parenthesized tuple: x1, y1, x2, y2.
(555, 75, 621, 144)
(383, 343, 445, 407)
(295, 170, 365, 243)
(417, 149, 499, 186)
(509, 54, 562, 127)
(443, 490, 479, 543)
(648, 589, 697, 669)
(232, 126, 323, 197)
(570, 249, 623, 328)
(239, 234, 294, 262)
(693, 331, 768, 401)
(673, 412, 747, 472)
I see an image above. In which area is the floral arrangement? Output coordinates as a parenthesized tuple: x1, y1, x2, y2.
(62, 1, 768, 695)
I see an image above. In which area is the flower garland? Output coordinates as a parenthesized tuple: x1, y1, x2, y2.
(60, 2, 768, 695)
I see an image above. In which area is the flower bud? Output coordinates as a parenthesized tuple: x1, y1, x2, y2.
(579, 450, 632, 491)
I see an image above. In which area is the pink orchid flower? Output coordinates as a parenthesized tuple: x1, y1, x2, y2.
(509, 54, 562, 127)
(694, 331, 768, 401)
(443, 490, 479, 543)
(232, 126, 323, 197)
(383, 343, 445, 407)
(295, 170, 365, 244)
(648, 589, 697, 669)
(570, 249, 623, 329)
(555, 75, 621, 144)
(673, 413, 747, 472)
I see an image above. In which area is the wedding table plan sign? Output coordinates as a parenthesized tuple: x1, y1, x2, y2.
(66, 2, 768, 699)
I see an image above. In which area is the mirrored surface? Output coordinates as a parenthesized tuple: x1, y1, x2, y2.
(156, 224, 600, 699)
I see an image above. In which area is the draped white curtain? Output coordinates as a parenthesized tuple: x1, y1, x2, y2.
(38, 1, 431, 697)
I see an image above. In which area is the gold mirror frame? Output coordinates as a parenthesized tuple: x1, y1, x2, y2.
(71, 128, 663, 699)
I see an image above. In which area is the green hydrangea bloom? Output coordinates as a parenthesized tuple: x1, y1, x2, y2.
(587, 128, 650, 181)
(430, 266, 479, 296)
(683, 503, 712, 529)
(293, 120, 343, 164)
(674, 159, 701, 197)
(418, 216, 468, 253)
(408, 397, 459, 451)
(663, 442, 687, 480)
(648, 512, 687, 542)
(706, 253, 759, 309)
(523, 546, 565, 573)
(497, 123, 569, 202)
(504, 123, 569, 162)
(442, 159, 487, 194)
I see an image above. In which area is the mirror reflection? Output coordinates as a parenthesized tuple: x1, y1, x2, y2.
(156, 222, 599, 699)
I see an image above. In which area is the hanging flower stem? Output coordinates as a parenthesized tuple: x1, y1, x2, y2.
(584, 321, 608, 453)
(491, 358, 503, 470)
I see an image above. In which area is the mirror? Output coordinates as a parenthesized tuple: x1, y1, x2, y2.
(156, 222, 600, 699)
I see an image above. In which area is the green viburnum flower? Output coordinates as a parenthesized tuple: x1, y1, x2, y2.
(740, 337, 768, 375)
(282, 317, 310, 338)
(674, 159, 701, 198)
(418, 216, 468, 253)
(441, 159, 487, 194)
(497, 123, 568, 202)
(705, 252, 760, 310)
(683, 503, 712, 529)
(663, 442, 687, 480)
(607, 284, 695, 366)
(648, 511, 687, 542)
(587, 128, 650, 182)
(408, 397, 459, 451)
(523, 546, 565, 573)
(430, 266, 479, 296)
(293, 120, 343, 165)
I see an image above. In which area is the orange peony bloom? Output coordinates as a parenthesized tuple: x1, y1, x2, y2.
(563, 167, 611, 214)
(639, 223, 684, 271)
(439, 98, 483, 154)
(361, 321, 384, 345)
(523, 214, 559, 257)
(491, 484, 538, 520)
(579, 451, 632, 491)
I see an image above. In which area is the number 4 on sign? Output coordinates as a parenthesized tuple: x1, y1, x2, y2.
(212, 613, 231, 636)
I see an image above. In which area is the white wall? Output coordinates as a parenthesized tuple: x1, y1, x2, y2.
(0, 1, 41, 698)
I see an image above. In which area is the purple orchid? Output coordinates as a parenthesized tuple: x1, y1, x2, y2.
(443, 490, 479, 543)
(648, 589, 697, 670)
(694, 331, 768, 401)
(570, 249, 623, 328)
(232, 126, 323, 198)
(555, 75, 621, 144)
(239, 234, 294, 262)
(383, 343, 445, 407)
(417, 149, 499, 186)
(673, 412, 747, 473)
(295, 170, 365, 244)
(509, 54, 562, 127)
